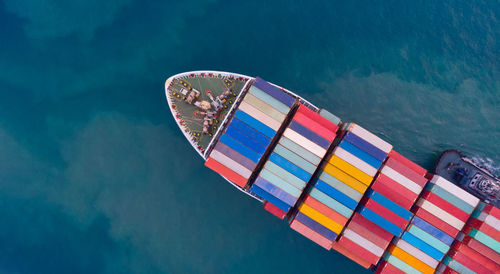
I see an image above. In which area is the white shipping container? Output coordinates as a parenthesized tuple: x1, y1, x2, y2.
(395, 239, 439, 268)
(210, 150, 252, 179)
(381, 166, 423, 195)
(333, 147, 377, 177)
(238, 101, 282, 131)
(430, 175, 480, 207)
(283, 128, 327, 158)
(416, 199, 465, 230)
(343, 229, 385, 257)
(345, 123, 393, 153)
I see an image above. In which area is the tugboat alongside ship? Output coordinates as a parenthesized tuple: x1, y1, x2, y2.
(165, 71, 500, 273)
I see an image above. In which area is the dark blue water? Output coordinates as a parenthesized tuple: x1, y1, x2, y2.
(0, 1, 498, 273)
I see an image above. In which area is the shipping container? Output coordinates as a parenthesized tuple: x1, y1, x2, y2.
(323, 163, 368, 193)
(420, 191, 469, 222)
(380, 166, 422, 195)
(288, 120, 331, 149)
(309, 188, 353, 218)
(388, 245, 434, 274)
(290, 219, 332, 250)
(342, 123, 393, 153)
(279, 137, 322, 165)
(400, 231, 444, 261)
(213, 142, 257, 171)
(297, 104, 339, 132)
(430, 175, 480, 208)
(318, 173, 363, 202)
(337, 234, 381, 265)
(205, 158, 247, 188)
(303, 195, 349, 226)
(293, 112, 336, 141)
(228, 118, 271, 146)
(253, 77, 296, 107)
(253, 177, 298, 207)
(415, 199, 465, 230)
(314, 179, 358, 209)
(243, 92, 287, 121)
(329, 155, 373, 185)
(425, 183, 474, 214)
(295, 212, 338, 241)
(394, 239, 439, 268)
(333, 147, 378, 177)
(412, 206, 460, 238)
(331, 241, 372, 269)
(339, 140, 382, 169)
(384, 157, 427, 187)
(319, 108, 342, 126)
(387, 150, 427, 177)
(370, 175, 415, 209)
(209, 150, 252, 179)
(283, 128, 327, 157)
(238, 101, 282, 131)
(248, 85, 291, 114)
(359, 207, 403, 237)
(273, 144, 317, 174)
(234, 110, 276, 138)
(249, 184, 291, 212)
(258, 169, 301, 198)
(342, 132, 387, 161)
(263, 201, 287, 219)
(411, 216, 454, 245)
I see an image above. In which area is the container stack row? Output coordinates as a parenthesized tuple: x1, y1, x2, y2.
(252, 104, 340, 220)
(289, 123, 389, 251)
(438, 202, 500, 273)
(357, 153, 428, 272)
(320, 124, 393, 265)
(205, 77, 295, 188)
(379, 175, 480, 273)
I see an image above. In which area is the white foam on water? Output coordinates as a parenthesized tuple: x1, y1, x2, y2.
(470, 156, 500, 177)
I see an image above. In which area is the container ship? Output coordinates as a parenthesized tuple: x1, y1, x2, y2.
(165, 71, 500, 273)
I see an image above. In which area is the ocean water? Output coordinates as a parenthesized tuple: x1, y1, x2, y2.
(0, 0, 498, 273)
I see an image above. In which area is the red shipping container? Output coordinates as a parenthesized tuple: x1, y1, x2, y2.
(297, 104, 339, 132)
(205, 157, 247, 187)
(387, 150, 427, 177)
(303, 195, 349, 226)
(448, 250, 495, 274)
(263, 201, 286, 219)
(421, 191, 469, 222)
(384, 157, 427, 187)
(467, 218, 500, 242)
(452, 241, 500, 272)
(290, 218, 332, 250)
(293, 112, 336, 142)
(347, 217, 391, 249)
(371, 175, 416, 209)
(349, 213, 394, 242)
(364, 199, 408, 229)
(337, 235, 381, 266)
(461, 235, 500, 263)
(412, 206, 459, 238)
(375, 260, 405, 274)
(332, 241, 372, 269)
(482, 204, 500, 219)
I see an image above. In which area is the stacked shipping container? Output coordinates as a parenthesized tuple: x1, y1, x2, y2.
(380, 175, 480, 273)
(321, 124, 392, 267)
(205, 77, 295, 189)
(253, 104, 339, 221)
(439, 202, 500, 273)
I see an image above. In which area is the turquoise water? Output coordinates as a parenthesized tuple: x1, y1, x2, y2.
(0, 1, 499, 273)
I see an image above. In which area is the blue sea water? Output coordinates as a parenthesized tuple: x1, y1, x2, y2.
(0, 0, 499, 273)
